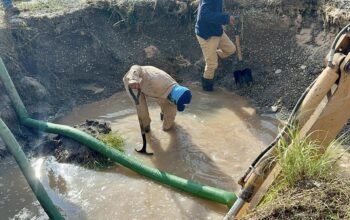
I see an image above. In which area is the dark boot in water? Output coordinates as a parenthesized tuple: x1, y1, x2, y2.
(202, 77, 214, 91)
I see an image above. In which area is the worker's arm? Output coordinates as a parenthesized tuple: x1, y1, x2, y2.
(200, 0, 230, 25)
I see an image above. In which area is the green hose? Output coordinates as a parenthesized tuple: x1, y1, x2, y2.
(0, 58, 237, 207)
(0, 119, 64, 220)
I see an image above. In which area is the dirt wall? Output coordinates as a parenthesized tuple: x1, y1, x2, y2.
(0, 0, 348, 156)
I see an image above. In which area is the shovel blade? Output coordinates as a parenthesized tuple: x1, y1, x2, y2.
(233, 68, 253, 88)
(135, 132, 153, 155)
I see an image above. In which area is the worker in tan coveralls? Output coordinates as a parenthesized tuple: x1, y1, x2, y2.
(123, 65, 192, 155)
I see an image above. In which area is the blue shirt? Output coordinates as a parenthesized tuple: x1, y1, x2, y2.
(195, 0, 230, 40)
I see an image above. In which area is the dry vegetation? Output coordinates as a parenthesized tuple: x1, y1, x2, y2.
(321, 0, 350, 30)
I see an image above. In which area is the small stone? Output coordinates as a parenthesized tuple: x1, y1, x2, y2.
(20, 77, 48, 100)
(296, 28, 313, 44)
(312, 181, 321, 188)
(271, 106, 278, 112)
(275, 69, 282, 74)
(300, 65, 307, 70)
(144, 45, 160, 59)
(86, 120, 93, 126)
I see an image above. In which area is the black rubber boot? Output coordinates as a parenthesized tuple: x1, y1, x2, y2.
(201, 77, 214, 91)
(5, 6, 20, 18)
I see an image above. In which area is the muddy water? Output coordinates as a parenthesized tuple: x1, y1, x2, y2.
(0, 85, 279, 219)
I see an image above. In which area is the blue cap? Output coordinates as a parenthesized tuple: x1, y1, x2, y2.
(169, 85, 192, 112)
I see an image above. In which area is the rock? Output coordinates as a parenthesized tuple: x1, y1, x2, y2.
(315, 31, 335, 46)
(20, 77, 48, 100)
(279, 15, 291, 28)
(275, 69, 282, 74)
(86, 119, 94, 126)
(312, 180, 321, 188)
(144, 45, 160, 59)
(296, 28, 313, 45)
(294, 13, 303, 32)
(271, 105, 279, 113)
(300, 65, 307, 70)
(81, 84, 105, 94)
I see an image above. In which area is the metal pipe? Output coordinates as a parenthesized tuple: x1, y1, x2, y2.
(0, 119, 64, 220)
(223, 197, 245, 220)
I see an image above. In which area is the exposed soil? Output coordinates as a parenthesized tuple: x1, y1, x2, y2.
(1, 1, 337, 139)
(242, 179, 350, 220)
(52, 119, 114, 168)
(0, 2, 334, 149)
(0, 0, 348, 163)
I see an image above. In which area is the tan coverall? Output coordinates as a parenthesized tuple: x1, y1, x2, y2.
(123, 65, 178, 131)
(197, 31, 236, 79)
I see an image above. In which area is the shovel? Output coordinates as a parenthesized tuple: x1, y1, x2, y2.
(233, 17, 253, 88)
(128, 87, 153, 156)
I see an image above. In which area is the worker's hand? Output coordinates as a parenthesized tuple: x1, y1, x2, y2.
(129, 82, 141, 89)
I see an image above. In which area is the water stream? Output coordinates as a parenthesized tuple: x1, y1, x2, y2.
(0, 85, 279, 219)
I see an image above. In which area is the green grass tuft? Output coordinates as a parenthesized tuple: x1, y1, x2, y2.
(260, 126, 346, 206)
(98, 132, 125, 152)
(275, 127, 342, 186)
(81, 132, 125, 169)
(18, 0, 69, 12)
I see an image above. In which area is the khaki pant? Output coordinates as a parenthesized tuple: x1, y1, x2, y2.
(197, 32, 236, 79)
(125, 84, 177, 131)
(156, 99, 177, 130)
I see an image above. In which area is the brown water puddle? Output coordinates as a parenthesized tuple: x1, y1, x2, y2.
(0, 85, 279, 219)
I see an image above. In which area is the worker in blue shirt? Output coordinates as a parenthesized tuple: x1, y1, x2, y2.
(195, 0, 237, 91)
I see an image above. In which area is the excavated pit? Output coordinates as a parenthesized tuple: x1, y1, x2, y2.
(0, 0, 349, 219)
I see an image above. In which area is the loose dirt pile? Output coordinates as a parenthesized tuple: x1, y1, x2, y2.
(52, 119, 122, 168)
(243, 179, 350, 220)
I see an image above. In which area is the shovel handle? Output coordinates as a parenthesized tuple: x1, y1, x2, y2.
(235, 35, 243, 62)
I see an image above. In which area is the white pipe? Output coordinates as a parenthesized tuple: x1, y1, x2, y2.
(223, 197, 245, 220)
